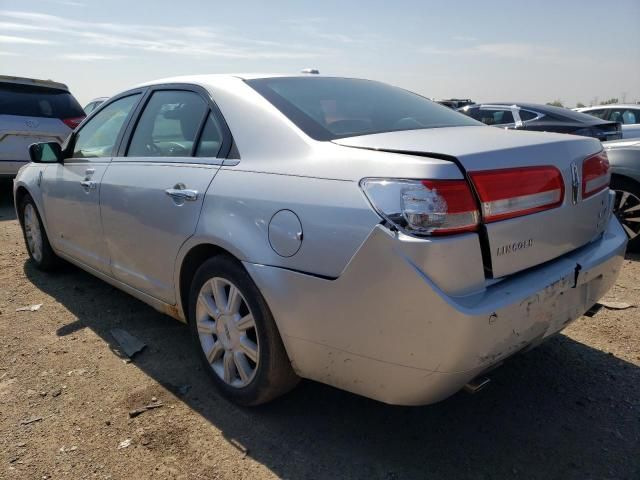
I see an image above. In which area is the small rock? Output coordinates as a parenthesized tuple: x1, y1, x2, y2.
(50, 388, 61, 397)
(16, 304, 42, 312)
(117, 439, 132, 449)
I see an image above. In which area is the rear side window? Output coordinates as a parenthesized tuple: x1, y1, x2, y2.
(0, 83, 84, 119)
(518, 110, 538, 121)
(72, 94, 140, 159)
(128, 90, 208, 157)
(247, 77, 480, 140)
(195, 113, 224, 157)
(465, 107, 514, 125)
(586, 109, 608, 119)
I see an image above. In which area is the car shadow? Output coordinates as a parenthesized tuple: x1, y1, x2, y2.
(22, 260, 640, 479)
(626, 251, 640, 262)
(0, 179, 17, 222)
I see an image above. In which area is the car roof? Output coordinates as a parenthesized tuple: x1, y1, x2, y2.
(0, 75, 69, 91)
(580, 104, 640, 109)
(136, 73, 333, 86)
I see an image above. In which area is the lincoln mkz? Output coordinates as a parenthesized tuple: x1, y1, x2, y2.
(14, 75, 627, 405)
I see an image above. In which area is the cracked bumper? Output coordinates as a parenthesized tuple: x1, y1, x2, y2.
(245, 216, 627, 405)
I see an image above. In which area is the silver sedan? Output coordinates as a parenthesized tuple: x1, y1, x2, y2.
(14, 74, 627, 406)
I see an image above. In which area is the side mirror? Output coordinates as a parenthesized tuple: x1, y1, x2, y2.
(29, 142, 63, 164)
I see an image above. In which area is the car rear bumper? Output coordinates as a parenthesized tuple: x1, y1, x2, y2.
(245, 213, 627, 406)
(0, 160, 28, 178)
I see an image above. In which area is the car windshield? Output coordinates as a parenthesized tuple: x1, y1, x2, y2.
(247, 77, 481, 140)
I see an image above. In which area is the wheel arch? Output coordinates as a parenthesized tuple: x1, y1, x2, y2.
(14, 185, 31, 226)
(177, 242, 244, 322)
(611, 172, 640, 190)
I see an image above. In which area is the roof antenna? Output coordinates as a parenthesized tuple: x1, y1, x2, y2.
(300, 68, 320, 74)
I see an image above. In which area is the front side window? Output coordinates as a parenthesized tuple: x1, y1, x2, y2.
(127, 90, 207, 157)
(72, 94, 140, 159)
(608, 108, 639, 125)
(247, 77, 481, 140)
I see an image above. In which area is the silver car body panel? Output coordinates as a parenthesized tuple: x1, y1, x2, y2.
(100, 160, 220, 304)
(246, 213, 626, 405)
(604, 140, 640, 184)
(0, 114, 71, 176)
(41, 160, 111, 272)
(13, 74, 628, 405)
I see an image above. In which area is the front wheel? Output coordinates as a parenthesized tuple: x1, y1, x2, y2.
(19, 194, 60, 270)
(610, 177, 640, 252)
(188, 255, 299, 406)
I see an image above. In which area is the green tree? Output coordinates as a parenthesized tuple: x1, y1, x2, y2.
(576, 102, 586, 108)
(546, 100, 564, 107)
(601, 98, 619, 105)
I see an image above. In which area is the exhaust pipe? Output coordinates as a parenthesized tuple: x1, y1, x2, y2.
(464, 376, 491, 394)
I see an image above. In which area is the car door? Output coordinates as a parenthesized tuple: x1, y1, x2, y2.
(41, 93, 141, 272)
(99, 86, 231, 304)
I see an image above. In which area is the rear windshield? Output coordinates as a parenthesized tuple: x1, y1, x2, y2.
(247, 77, 481, 140)
(0, 83, 84, 119)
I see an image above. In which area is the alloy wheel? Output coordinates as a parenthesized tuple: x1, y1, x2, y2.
(23, 203, 43, 262)
(613, 189, 640, 240)
(195, 277, 260, 388)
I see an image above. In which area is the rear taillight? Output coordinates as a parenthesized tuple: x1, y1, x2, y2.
(469, 166, 564, 223)
(582, 150, 610, 199)
(62, 116, 85, 129)
(360, 178, 479, 236)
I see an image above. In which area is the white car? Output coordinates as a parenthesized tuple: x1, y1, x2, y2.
(576, 104, 640, 139)
(0, 76, 85, 178)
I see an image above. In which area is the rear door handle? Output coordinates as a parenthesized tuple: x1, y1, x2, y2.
(80, 180, 97, 190)
(165, 185, 198, 202)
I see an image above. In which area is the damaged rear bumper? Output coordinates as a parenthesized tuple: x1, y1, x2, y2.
(245, 216, 627, 406)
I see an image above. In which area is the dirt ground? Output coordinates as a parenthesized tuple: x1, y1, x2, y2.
(0, 180, 638, 480)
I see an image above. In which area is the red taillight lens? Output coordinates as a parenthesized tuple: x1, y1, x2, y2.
(470, 166, 564, 223)
(582, 150, 610, 199)
(360, 178, 479, 236)
(62, 116, 85, 129)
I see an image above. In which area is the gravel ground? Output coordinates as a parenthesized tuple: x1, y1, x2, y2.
(1, 180, 639, 480)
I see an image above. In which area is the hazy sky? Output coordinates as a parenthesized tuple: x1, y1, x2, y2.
(1, 0, 639, 107)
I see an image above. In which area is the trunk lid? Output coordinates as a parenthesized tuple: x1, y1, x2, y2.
(335, 126, 611, 278)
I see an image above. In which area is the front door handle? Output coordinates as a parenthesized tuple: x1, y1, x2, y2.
(165, 184, 198, 202)
(80, 180, 97, 190)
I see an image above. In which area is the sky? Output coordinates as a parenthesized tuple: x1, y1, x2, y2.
(1, 0, 639, 107)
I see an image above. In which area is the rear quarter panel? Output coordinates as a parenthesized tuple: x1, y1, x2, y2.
(182, 168, 381, 278)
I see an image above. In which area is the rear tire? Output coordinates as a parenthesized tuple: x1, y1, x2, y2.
(19, 194, 60, 271)
(610, 177, 640, 252)
(188, 255, 299, 406)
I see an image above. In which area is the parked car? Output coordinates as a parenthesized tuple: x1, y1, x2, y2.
(459, 103, 623, 142)
(603, 139, 640, 250)
(437, 98, 475, 109)
(0, 76, 84, 178)
(83, 97, 109, 115)
(576, 104, 640, 139)
(15, 75, 626, 406)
